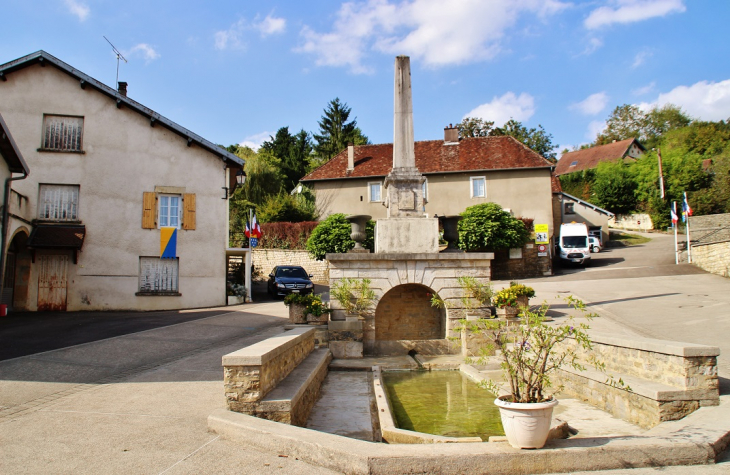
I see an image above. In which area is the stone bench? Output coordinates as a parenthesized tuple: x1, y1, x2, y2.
(222, 326, 332, 426)
(556, 332, 720, 429)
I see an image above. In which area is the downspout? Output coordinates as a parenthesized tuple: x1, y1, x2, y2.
(0, 171, 29, 293)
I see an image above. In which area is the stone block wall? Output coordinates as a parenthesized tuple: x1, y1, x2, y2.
(689, 213, 730, 278)
(490, 244, 552, 280)
(692, 242, 730, 277)
(609, 213, 653, 231)
(253, 249, 329, 283)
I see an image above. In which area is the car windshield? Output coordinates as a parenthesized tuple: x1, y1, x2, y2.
(276, 267, 308, 278)
(562, 236, 587, 248)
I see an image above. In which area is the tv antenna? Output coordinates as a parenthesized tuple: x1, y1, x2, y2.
(103, 36, 127, 86)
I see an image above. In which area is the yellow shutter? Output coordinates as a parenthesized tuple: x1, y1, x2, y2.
(142, 192, 156, 229)
(182, 193, 196, 230)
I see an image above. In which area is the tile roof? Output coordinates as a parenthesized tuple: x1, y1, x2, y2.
(551, 173, 562, 193)
(301, 136, 553, 181)
(555, 138, 641, 176)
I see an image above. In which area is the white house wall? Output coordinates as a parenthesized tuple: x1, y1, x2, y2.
(0, 64, 228, 311)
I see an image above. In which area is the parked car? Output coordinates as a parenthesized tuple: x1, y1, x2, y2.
(589, 236, 602, 253)
(267, 266, 314, 297)
(588, 230, 603, 247)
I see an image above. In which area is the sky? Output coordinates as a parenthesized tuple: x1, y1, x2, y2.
(2, 0, 729, 156)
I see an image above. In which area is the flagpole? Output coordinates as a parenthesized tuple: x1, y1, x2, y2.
(684, 192, 692, 264)
(673, 201, 678, 265)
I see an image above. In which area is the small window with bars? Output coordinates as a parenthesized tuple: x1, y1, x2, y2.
(38, 184, 79, 221)
(138, 257, 179, 294)
(41, 115, 84, 152)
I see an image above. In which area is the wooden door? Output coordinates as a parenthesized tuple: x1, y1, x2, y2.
(38, 255, 68, 311)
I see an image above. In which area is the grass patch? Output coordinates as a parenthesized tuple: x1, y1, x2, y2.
(610, 232, 651, 246)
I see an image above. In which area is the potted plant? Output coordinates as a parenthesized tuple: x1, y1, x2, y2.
(284, 293, 311, 324)
(227, 283, 246, 305)
(330, 278, 376, 320)
(493, 282, 534, 319)
(430, 276, 493, 320)
(305, 294, 331, 325)
(462, 296, 611, 449)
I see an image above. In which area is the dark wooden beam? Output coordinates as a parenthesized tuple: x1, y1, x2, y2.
(0, 72, 6, 82)
(116, 99, 122, 109)
(79, 79, 86, 89)
(187, 138, 193, 147)
(150, 117, 156, 127)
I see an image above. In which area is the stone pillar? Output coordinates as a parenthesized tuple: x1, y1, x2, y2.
(393, 56, 415, 170)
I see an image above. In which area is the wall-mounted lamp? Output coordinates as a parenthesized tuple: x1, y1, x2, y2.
(223, 168, 247, 199)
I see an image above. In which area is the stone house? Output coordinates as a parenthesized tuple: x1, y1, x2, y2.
(0, 51, 245, 311)
(301, 126, 556, 240)
(555, 138, 645, 176)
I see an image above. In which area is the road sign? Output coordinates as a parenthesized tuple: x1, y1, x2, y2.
(534, 224, 549, 244)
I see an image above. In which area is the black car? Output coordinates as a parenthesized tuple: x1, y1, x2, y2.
(267, 265, 314, 297)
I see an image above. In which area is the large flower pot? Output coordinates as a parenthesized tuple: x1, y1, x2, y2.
(496, 306, 519, 319)
(516, 295, 529, 308)
(307, 313, 329, 325)
(288, 303, 307, 324)
(495, 396, 558, 449)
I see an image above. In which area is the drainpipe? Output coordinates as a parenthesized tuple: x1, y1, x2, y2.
(0, 171, 29, 293)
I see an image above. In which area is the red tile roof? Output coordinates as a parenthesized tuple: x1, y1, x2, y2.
(551, 173, 562, 193)
(301, 136, 553, 182)
(555, 138, 643, 176)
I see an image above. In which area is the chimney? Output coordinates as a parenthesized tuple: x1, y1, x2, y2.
(444, 123, 458, 143)
(347, 142, 354, 171)
(117, 81, 128, 97)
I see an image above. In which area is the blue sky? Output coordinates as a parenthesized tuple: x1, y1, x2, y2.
(2, 0, 729, 156)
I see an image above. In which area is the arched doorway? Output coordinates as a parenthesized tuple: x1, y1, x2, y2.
(3, 230, 31, 311)
(372, 283, 449, 356)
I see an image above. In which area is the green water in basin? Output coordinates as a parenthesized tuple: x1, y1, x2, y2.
(382, 370, 504, 441)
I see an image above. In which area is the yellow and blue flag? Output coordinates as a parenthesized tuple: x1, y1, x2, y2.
(161, 227, 177, 259)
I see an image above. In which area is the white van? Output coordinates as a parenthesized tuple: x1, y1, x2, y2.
(559, 223, 591, 265)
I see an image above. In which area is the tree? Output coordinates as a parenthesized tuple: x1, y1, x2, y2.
(457, 117, 494, 137)
(595, 104, 692, 149)
(261, 127, 313, 192)
(457, 117, 557, 161)
(457, 203, 531, 251)
(233, 149, 282, 205)
(591, 161, 637, 214)
(312, 98, 369, 162)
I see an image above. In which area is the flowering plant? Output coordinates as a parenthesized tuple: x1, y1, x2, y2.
(493, 282, 535, 308)
(226, 283, 246, 298)
(305, 294, 330, 317)
(461, 296, 617, 403)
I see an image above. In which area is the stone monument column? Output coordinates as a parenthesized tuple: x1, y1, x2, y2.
(376, 56, 439, 253)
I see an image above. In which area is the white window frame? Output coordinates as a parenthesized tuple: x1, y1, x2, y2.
(38, 184, 80, 221)
(138, 257, 179, 294)
(470, 176, 486, 198)
(41, 114, 84, 152)
(368, 182, 383, 202)
(158, 194, 182, 229)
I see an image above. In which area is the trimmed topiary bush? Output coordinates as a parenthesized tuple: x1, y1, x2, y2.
(306, 214, 374, 260)
(458, 203, 531, 251)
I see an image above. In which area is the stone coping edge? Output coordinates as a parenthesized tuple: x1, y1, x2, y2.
(372, 365, 482, 444)
(208, 397, 730, 475)
(260, 349, 333, 411)
(222, 327, 315, 366)
(326, 252, 494, 261)
(588, 331, 720, 357)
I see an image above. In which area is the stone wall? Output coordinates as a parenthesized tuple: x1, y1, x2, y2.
(608, 213, 653, 231)
(253, 249, 329, 283)
(490, 244, 552, 280)
(689, 213, 730, 278)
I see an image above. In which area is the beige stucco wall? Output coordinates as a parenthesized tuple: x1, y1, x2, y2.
(310, 168, 555, 236)
(560, 196, 612, 243)
(0, 64, 229, 311)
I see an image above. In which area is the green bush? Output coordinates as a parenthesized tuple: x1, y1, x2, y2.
(306, 214, 375, 260)
(258, 193, 316, 223)
(259, 221, 318, 249)
(458, 203, 531, 251)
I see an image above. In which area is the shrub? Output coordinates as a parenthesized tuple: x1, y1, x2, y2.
(306, 214, 375, 260)
(259, 221, 318, 249)
(458, 203, 531, 251)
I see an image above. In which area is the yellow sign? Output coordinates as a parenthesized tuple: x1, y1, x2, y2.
(534, 224, 549, 244)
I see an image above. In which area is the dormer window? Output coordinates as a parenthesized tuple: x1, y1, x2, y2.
(570, 161, 578, 167)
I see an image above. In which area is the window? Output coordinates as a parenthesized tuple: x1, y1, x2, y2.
(159, 194, 181, 228)
(570, 161, 578, 167)
(369, 182, 382, 202)
(470, 176, 486, 198)
(38, 184, 79, 221)
(565, 203, 575, 215)
(138, 257, 179, 294)
(422, 180, 428, 201)
(41, 115, 84, 152)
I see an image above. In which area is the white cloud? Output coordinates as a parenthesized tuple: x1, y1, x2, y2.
(586, 120, 607, 140)
(239, 132, 272, 151)
(570, 92, 609, 115)
(632, 50, 652, 68)
(585, 0, 686, 29)
(579, 37, 604, 55)
(64, 0, 89, 21)
(297, 0, 569, 74)
(639, 79, 730, 121)
(464, 92, 535, 126)
(256, 14, 286, 36)
(215, 14, 286, 51)
(126, 44, 160, 63)
(632, 81, 656, 95)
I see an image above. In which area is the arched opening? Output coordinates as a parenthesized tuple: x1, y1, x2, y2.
(374, 283, 445, 343)
(3, 229, 31, 311)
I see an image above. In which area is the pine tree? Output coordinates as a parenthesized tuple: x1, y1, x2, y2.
(313, 98, 368, 162)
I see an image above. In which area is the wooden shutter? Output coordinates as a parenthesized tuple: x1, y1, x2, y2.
(142, 192, 156, 229)
(182, 193, 196, 230)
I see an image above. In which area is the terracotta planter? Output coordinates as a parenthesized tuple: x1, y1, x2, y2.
(516, 295, 529, 308)
(307, 313, 329, 325)
(496, 306, 519, 318)
(288, 303, 307, 324)
(495, 396, 559, 449)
